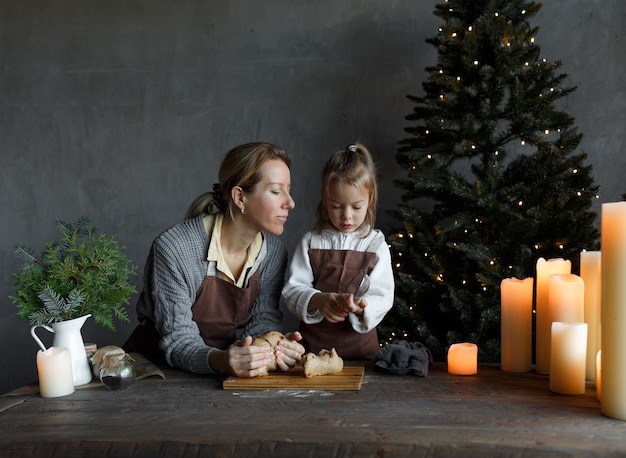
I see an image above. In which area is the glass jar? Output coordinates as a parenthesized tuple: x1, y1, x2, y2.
(99, 359, 135, 391)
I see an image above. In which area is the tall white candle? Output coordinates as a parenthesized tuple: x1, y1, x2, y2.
(500, 277, 533, 372)
(580, 251, 601, 381)
(36, 347, 74, 398)
(549, 274, 584, 324)
(600, 201, 626, 420)
(549, 322, 587, 395)
(536, 258, 571, 374)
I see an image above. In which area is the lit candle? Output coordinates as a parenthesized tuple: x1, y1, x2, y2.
(596, 350, 602, 401)
(447, 342, 478, 375)
(580, 251, 601, 381)
(36, 347, 74, 398)
(600, 201, 626, 420)
(500, 277, 533, 372)
(549, 322, 587, 395)
(535, 258, 571, 374)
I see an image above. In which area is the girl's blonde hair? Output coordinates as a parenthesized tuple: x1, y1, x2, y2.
(186, 142, 291, 220)
(314, 142, 378, 233)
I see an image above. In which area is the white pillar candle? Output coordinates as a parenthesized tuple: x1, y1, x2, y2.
(535, 258, 571, 374)
(580, 251, 601, 381)
(600, 201, 626, 420)
(36, 347, 74, 398)
(596, 350, 602, 401)
(500, 277, 533, 372)
(549, 322, 587, 395)
(447, 343, 478, 375)
(549, 274, 584, 324)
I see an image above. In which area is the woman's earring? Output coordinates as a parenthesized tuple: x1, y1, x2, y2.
(240, 206, 245, 215)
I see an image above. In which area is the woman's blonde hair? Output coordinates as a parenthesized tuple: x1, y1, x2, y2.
(314, 142, 378, 233)
(186, 142, 291, 219)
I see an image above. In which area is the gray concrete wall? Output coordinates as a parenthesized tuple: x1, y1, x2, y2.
(1, 0, 624, 394)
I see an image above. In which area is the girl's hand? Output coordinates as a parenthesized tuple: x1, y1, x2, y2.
(348, 294, 368, 316)
(274, 331, 305, 371)
(310, 292, 349, 323)
(210, 336, 274, 377)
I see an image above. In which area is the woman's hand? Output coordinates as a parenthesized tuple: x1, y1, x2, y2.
(210, 336, 274, 377)
(274, 331, 305, 371)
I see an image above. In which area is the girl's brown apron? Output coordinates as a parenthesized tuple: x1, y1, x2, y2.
(299, 248, 379, 360)
(124, 267, 261, 358)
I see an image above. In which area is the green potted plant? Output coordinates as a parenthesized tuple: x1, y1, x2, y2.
(10, 217, 138, 331)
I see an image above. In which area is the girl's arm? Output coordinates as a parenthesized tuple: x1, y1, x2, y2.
(281, 232, 325, 324)
(348, 232, 395, 333)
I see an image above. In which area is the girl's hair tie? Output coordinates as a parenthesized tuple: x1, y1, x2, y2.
(346, 144, 358, 153)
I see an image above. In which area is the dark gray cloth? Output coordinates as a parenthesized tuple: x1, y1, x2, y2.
(374, 340, 433, 376)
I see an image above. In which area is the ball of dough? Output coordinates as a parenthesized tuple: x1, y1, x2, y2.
(252, 331, 285, 372)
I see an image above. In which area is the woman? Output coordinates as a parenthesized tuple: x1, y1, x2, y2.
(125, 142, 304, 377)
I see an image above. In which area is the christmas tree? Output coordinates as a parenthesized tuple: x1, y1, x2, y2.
(380, 0, 600, 362)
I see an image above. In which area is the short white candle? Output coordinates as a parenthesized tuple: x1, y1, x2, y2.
(580, 251, 601, 381)
(447, 342, 478, 375)
(536, 258, 571, 374)
(549, 322, 587, 395)
(37, 347, 74, 398)
(500, 277, 533, 372)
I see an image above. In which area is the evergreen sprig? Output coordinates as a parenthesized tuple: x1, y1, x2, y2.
(10, 217, 138, 331)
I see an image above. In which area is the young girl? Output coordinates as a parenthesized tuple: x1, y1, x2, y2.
(282, 143, 395, 360)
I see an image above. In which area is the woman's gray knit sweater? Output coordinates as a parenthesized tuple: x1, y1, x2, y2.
(135, 214, 287, 374)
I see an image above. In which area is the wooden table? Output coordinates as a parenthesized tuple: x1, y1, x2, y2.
(1, 363, 625, 457)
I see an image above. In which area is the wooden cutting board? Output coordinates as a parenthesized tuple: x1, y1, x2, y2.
(223, 366, 365, 391)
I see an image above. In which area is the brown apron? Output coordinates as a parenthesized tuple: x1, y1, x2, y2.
(299, 248, 379, 360)
(124, 266, 261, 359)
(191, 269, 261, 348)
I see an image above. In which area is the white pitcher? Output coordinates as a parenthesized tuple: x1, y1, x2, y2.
(31, 314, 93, 386)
